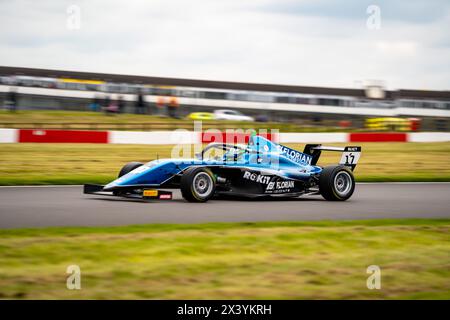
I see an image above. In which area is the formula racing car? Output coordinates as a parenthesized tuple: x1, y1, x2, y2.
(84, 135, 361, 202)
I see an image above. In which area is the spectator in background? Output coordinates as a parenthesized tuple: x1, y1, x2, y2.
(105, 94, 118, 114)
(103, 95, 111, 112)
(156, 96, 166, 116)
(117, 95, 125, 114)
(168, 96, 179, 118)
(312, 115, 322, 124)
(136, 92, 146, 114)
(6, 87, 18, 112)
(89, 94, 101, 112)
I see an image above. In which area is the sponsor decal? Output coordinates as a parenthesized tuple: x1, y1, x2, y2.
(266, 182, 275, 190)
(265, 180, 295, 193)
(243, 171, 296, 194)
(243, 171, 271, 184)
(243, 171, 295, 193)
(143, 189, 158, 197)
(159, 194, 172, 200)
(277, 145, 312, 165)
(276, 181, 295, 189)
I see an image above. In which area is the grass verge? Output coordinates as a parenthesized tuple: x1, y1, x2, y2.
(0, 110, 345, 132)
(0, 142, 449, 185)
(0, 219, 448, 299)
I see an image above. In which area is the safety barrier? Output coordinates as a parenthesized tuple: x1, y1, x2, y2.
(1, 128, 450, 144)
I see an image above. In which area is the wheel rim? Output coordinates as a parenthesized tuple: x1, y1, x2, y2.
(193, 172, 213, 198)
(334, 171, 352, 197)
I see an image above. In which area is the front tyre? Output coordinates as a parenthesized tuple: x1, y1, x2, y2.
(180, 167, 216, 202)
(118, 161, 143, 178)
(319, 165, 355, 201)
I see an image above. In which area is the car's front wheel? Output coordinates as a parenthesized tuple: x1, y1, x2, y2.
(180, 167, 216, 202)
(118, 161, 144, 178)
(319, 165, 355, 201)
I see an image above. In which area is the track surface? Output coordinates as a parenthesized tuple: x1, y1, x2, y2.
(0, 183, 449, 229)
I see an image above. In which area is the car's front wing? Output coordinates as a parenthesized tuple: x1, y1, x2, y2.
(83, 184, 173, 200)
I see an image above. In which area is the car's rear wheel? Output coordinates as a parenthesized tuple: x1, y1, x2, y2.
(319, 165, 355, 201)
(180, 167, 216, 202)
(118, 161, 143, 178)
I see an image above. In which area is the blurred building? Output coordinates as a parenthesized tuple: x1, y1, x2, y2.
(0, 66, 449, 129)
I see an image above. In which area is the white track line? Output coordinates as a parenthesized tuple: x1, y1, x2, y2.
(0, 182, 449, 188)
(0, 185, 82, 188)
(357, 182, 450, 185)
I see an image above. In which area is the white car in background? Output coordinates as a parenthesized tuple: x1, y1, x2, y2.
(214, 109, 255, 121)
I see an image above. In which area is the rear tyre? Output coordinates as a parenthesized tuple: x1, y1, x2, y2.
(319, 165, 355, 201)
(118, 161, 143, 178)
(180, 167, 216, 202)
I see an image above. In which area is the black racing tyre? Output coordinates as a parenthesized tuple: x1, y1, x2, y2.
(319, 165, 355, 201)
(180, 167, 216, 202)
(118, 161, 144, 178)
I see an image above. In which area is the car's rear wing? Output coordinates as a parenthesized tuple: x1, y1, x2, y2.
(303, 144, 362, 170)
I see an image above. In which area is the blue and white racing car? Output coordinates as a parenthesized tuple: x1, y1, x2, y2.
(84, 135, 361, 202)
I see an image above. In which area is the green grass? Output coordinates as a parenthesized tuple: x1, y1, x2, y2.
(0, 142, 449, 185)
(0, 219, 448, 299)
(0, 110, 345, 132)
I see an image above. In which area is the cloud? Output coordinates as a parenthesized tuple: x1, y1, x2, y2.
(0, 0, 449, 90)
(257, 0, 450, 24)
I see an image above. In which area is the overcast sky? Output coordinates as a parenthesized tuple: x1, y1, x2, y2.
(0, 0, 449, 90)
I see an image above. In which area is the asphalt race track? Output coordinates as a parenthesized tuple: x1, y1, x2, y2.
(0, 183, 449, 229)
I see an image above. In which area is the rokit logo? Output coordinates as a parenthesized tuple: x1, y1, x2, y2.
(242, 171, 271, 184)
(242, 171, 296, 194)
